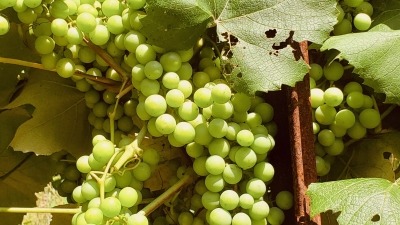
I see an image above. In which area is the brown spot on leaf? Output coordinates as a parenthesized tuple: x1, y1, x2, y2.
(265, 29, 277, 38)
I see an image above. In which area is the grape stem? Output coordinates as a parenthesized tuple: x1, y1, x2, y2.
(113, 125, 147, 171)
(137, 169, 196, 216)
(0, 207, 81, 214)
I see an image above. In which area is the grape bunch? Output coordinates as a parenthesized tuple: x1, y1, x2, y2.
(333, 0, 373, 35)
(309, 60, 381, 176)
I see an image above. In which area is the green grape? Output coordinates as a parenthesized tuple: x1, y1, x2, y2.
(144, 94, 167, 117)
(64, 164, 81, 181)
(147, 117, 163, 137)
(154, 113, 176, 134)
(41, 52, 60, 69)
(162, 72, 180, 89)
(344, 0, 364, 7)
(230, 92, 251, 112)
(205, 155, 225, 175)
(199, 57, 215, 70)
(225, 122, 241, 141)
(324, 87, 343, 107)
(254, 102, 274, 123)
(329, 121, 347, 137)
(194, 122, 213, 145)
(177, 62, 193, 80)
(232, 212, 252, 225)
(309, 63, 323, 80)
(160, 51, 182, 72)
(178, 211, 194, 225)
(92, 101, 108, 118)
(51, 18, 68, 36)
(76, 12, 97, 33)
(335, 109, 356, 129)
(204, 66, 221, 81)
(79, 46, 96, 63)
(211, 101, 234, 119)
(117, 115, 134, 132)
(56, 58, 76, 78)
(84, 207, 104, 225)
(246, 178, 266, 199)
(132, 162, 152, 181)
(239, 193, 254, 209)
(136, 101, 151, 120)
(267, 207, 285, 225)
(165, 89, 185, 108)
(343, 81, 363, 95)
(246, 112, 262, 128)
(199, 46, 215, 59)
(317, 129, 335, 147)
(49, 0, 69, 19)
(77, 3, 98, 16)
(219, 189, 239, 210)
(123, 99, 137, 117)
(88, 154, 106, 171)
(346, 91, 364, 108)
(88, 197, 101, 209)
(359, 108, 380, 129)
(236, 129, 254, 147)
(118, 187, 139, 207)
(205, 174, 225, 192)
(173, 122, 195, 144)
(362, 95, 374, 108)
(253, 162, 274, 182)
(34, 36, 55, 55)
(186, 142, 205, 158)
(333, 18, 353, 35)
(101, 0, 124, 17)
(251, 134, 273, 154)
(315, 104, 337, 125)
(275, 191, 293, 210)
(136, 44, 157, 64)
(0, 0, 16, 8)
(124, 30, 146, 53)
(81, 179, 100, 200)
(324, 138, 344, 155)
(354, 13, 371, 31)
(100, 197, 121, 218)
(201, 191, 220, 210)
(347, 121, 367, 139)
(76, 155, 91, 173)
(92, 140, 115, 164)
(208, 118, 228, 138)
(67, 27, 83, 45)
(178, 100, 199, 121)
(193, 87, 213, 108)
(193, 72, 211, 88)
(249, 200, 270, 220)
(208, 138, 230, 157)
(177, 80, 193, 98)
(140, 78, 160, 96)
(235, 147, 257, 170)
(114, 171, 133, 188)
(72, 186, 86, 203)
(131, 64, 145, 83)
(355, 2, 373, 16)
(89, 25, 110, 46)
(211, 83, 231, 104)
(222, 164, 242, 184)
(209, 208, 232, 225)
(107, 15, 125, 35)
(178, 48, 194, 62)
(142, 148, 160, 166)
(104, 175, 117, 192)
(60, 179, 77, 194)
(193, 156, 209, 176)
(323, 61, 344, 81)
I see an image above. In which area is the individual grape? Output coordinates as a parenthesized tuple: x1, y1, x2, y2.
(344, 0, 364, 8)
(136, 44, 156, 64)
(239, 193, 254, 209)
(76, 155, 91, 174)
(177, 211, 194, 225)
(101, 0, 123, 17)
(142, 148, 160, 166)
(92, 140, 115, 164)
(219, 189, 239, 210)
(178, 100, 199, 121)
(315, 104, 337, 125)
(49, 0, 69, 19)
(160, 51, 182, 72)
(124, 30, 146, 53)
(0, 0, 16, 8)
(346, 91, 364, 108)
(144, 94, 167, 117)
(230, 92, 251, 113)
(355, 2, 374, 16)
(104, 175, 117, 192)
(246, 112, 262, 128)
(309, 63, 323, 80)
(335, 109, 356, 128)
(162, 72, 180, 89)
(72, 186, 86, 203)
(153, 113, 176, 135)
(205, 155, 225, 175)
(117, 115, 134, 132)
(186, 142, 205, 158)
(329, 122, 347, 137)
(177, 80, 193, 98)
(343, 81, 363, 95)
(211, 83, 231, 104)
(60, 179, 77, 194)
(50, 18, 68, 36)
(222, 164, 242, 184)
(76, 12, 97, 33)
(317, 129, 335, 147)
(324, 87, 343, 107)
(267, 207, 285, 225)
(67, 27, 83, 45)
(84, 207, 104, 225)
(333, 18, 352, 35)
(193, 72, 211, 88)
(34, 36, 55, 55)
(140, 78, 160, 96)
(354, 13, 372, 31)
(347, 121, 367, 139)
(209, 208, 232, 225)
(323, 61, 344, 81)
(275, 191, 293, 210)
(81, 179, 100, 200)
(88, 154, 106, 171)
(235, 147, 257, 170)
(236, 129, 254, 147)
(100, 197, 121, 218)
(253, 162, 274, 182)
(194, 123, 213, 146)
(246, 178, 266, 199)
(211, 101, 234, 119)
(205, 174, 225, 192)
(324, 138, 344, 156)
(89, 25, 110, 46)
(172, 122, 195, 144)
(248, 200, 270, 220)
(114, 171, 133, 188)
(254, 102, 274, 123)
(165, 89, 185, 108)
(208, 118, 228, 138)
(126, 0, 146, 9)
(63, 164, 81, 181)
(363, 95, 374, 108)
(225, 122, 241, 141)
(316, 156, 329, 176)
(194, 87, 213, 108)
(201, 191, 220, 210)
(77, 3, 98, 16)
(118, 187, 139, 207)
(107, 15, 125, 35)
(232, 212, 252, 225)
(132, 162, 152, 181)
(359, 108, 380, 129)
(208, 138, 230, 157)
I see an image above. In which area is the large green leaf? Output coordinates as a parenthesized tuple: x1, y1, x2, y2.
(141, 0, 338, 94)
(5, 70, 91, 156)
(369, 0, 400, 31)
(321, 31, 400, 104)
(307, 178, 400, 225)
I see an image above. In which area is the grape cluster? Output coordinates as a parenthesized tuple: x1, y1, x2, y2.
(309, 61, 381, 176)
(334, 0, 373, 35)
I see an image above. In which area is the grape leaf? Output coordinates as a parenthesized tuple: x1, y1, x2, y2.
(307, 178, 400, 225)
(0, 154, 58, 224)
(0, 105, 33, 153)
(4, 70, 92, 156)
(369, 0, 400, 31)
(141, 0, 338, 94)
(325, 132, 400, 182)
(320, 31, 400, 104)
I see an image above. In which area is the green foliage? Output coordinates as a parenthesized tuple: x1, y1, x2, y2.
(4, 70, 91, 156)
(141, 0, 338, 95)
(307, 178, 400, 225)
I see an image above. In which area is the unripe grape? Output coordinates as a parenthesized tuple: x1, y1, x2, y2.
(324, 87, 343, 107)
(323, 61, 344, 81)
(359, 108, 380, 129)
(354, 13, 372, 31)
